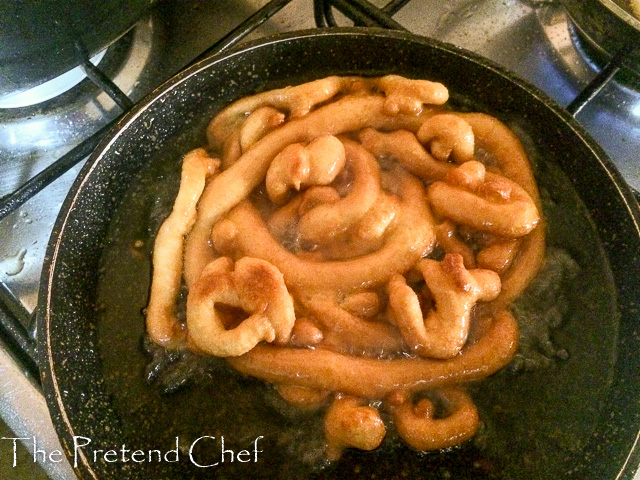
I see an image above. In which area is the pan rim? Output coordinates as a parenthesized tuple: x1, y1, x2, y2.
(38, 26, 640, 480)
(600, 0, 640, 29)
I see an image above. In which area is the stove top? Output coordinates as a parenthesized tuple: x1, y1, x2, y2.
(0, 1, 638, 478)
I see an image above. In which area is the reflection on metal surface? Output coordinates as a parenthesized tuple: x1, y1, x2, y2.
(0, 51, 107, 109)
(536, 5, 594, 83)
(396, 0, 640, 191)
(535, 3, 640, 190)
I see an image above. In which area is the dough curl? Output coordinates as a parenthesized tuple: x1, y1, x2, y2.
(324, 395, 386, 461)
(146, 75, 546, 462)
(388, 388, 479, 451)
(227, 310, 519, 398)
(265, 134, 346, 205)
(146, 148, 219, 347)
(416, 113, 475, 163)
(186, 256, 295, 357)
(387, 253, 501, 359)
(428, 160, 540, 238)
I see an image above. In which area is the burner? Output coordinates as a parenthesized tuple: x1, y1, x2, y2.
(567, 19, 640, 90)
(0, 18, 154, 197)
(534, 3, 640, 192)
(0, 50, 107, 109)
(556, 0, 640, 89)
(537, 5, 640, 91)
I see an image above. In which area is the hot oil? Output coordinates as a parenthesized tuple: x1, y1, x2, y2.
(95, 118, 618, 479)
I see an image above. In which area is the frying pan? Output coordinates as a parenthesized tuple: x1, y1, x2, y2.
(38, 28, 640, 480)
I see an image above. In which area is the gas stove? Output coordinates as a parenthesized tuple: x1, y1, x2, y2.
(0, 1, 638, 478)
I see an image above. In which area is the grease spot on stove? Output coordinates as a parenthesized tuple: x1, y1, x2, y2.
(1, 248, 27, 276)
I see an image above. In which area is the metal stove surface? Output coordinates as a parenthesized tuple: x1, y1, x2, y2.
(0, 1, 638, 478)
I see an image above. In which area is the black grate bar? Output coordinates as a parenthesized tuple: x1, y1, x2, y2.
(314, 0, 327, 27)
(567, 42, 639, 116)
(81, 59, 135, 111)
(0, 319, 40, 383)
(191, 0, 296, 65)
(330, 0, 406, 30)
(314, 0, 339, 27)
(383, 0, 412, 15)
(0, 282, 39, 381)
(0, 281, 30, 328)
(323, 0, 382, 27)
(0, 119, 119, 222)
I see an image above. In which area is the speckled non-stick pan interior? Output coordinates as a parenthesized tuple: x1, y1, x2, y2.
(38, 28, 640, 480)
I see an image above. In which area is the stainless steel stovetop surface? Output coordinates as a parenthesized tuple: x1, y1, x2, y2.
(0, 1, 638, 478)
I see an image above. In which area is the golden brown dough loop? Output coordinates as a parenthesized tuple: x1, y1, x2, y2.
(208, 75, 439, 148)
(289, 317, 324, 347)
(291, 190, 399, 262)
(303, 293, 404, 357)
(354, 191, 398, 244)
(387, 254, 501, 359)
(297, 139, 381, 246)
(435, 220, 476, 268)
(453, 113, 545, 310)
(477, 237, 522, 274)
(378, 75, 449, 115)
(266, 135, 346, 205)
(341, 291, 381, 319)
(227, 310, 519, 398)
(209, 218, 239, 253)
(239, 106, 286, 152)
(359, 128, 450, 181)
(186, 256, 295, 357)
(492, 223, 545, 311)
(187, 94, 431, 286)
(266, 186, 340, 249)
(221, 130, 242, 169)
(324, 395, 386, 461)
(457, 112, 538, 198)
(275, 384, 330, 411)
(416, 113, 475, 163)
(280, 77, 359, 118)
(265, 143, 309, 205)
(211, 166, 434, 294)
(388, 388, 479, 451)
(428, 161, 540, 238)
(207, 76, 350, 148)
(297, 185, 342, 214)
(146, 148, 220, 348)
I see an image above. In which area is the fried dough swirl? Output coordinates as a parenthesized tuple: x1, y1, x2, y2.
(146, 75, 545, 460)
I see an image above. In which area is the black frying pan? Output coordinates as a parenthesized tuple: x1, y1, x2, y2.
(38, 28, 640, 480)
